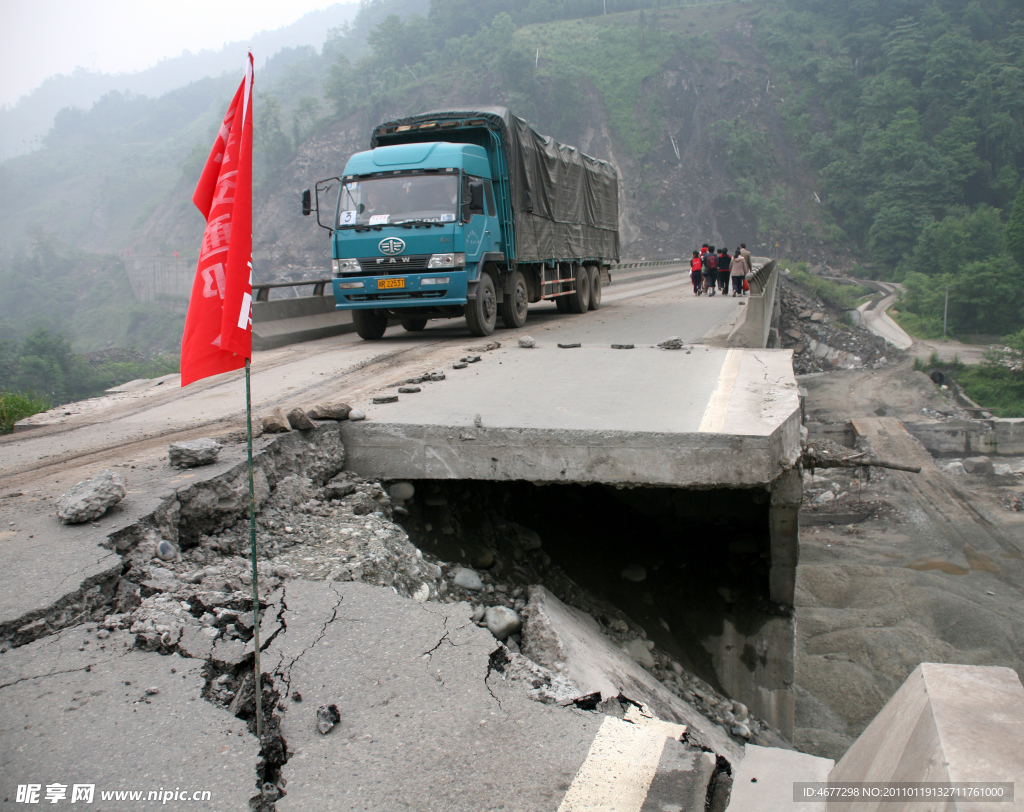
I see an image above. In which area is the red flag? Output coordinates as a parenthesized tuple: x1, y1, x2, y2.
(180, 53, 254, 386)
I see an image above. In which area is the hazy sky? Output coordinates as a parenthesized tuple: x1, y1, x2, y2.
(0, 0, 353, 107)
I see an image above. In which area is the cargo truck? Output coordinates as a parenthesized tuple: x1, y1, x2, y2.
(301, 107, 619, 338)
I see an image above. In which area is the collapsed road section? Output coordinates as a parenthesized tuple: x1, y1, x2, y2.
(339, 342, 803, 736)
(0, 417, 802, 810)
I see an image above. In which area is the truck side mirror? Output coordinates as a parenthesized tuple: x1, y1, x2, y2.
(301, 189, 312, 216)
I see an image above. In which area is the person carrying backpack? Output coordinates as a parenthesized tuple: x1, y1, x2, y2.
(690, 250, 703, 295)
(717, 248, 731, 294)
(703, 245, 718, 295)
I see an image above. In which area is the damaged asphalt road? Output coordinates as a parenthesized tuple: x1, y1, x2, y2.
(0, 423, 746, 811)
(263, 580, 600, 812)
(0, 581, 603, 812)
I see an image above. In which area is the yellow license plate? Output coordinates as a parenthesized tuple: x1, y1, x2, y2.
(377, 278, 406, 290)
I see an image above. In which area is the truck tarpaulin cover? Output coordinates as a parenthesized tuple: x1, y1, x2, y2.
(371, 107, 619, 263)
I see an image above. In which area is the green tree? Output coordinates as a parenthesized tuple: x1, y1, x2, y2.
(1005, 177, 1024, 267)
(901, 205, 1005, 277)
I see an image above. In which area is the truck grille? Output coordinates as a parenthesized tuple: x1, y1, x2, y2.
(354, 254, 431, 276)
(348, 290, 447, 302)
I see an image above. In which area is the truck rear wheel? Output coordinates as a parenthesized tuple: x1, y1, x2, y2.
(352, 309, 388, 340)
(466, 273, 497, 336)
(588, 266, 602, 310)
(568, 264, 590, 313)
(400, 318, 428, 332)
(499, 270, 529, 329)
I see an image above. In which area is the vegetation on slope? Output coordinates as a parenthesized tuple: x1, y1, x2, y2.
(3, 0, 1023, 367)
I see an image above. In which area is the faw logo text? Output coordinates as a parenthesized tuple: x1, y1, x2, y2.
(379, 238, 405, 255)
(375, 257, 412, 265)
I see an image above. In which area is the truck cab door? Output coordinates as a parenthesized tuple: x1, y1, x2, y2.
(462, 176, 496, 268)
(482, 180, 502, 255)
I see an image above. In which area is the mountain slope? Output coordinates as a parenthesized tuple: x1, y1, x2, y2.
(0, 3, 362, 162)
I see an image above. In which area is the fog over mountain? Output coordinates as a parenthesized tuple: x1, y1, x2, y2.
(0, 3, 360, 162)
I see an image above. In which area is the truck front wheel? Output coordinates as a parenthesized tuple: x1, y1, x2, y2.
(466, 274, 497, 336)
(352, 309, 388, 340)
(400, 318, 428, 332)
(568, 264, 590, 313)
(499, 270, 529, 329)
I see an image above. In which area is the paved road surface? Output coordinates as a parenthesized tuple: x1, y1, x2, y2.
(0, 271, 745, 652)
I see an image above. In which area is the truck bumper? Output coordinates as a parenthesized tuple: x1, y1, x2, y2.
(333, 270, 469, 311)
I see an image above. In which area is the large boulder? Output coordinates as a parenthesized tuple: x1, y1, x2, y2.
(307, 402, 351, 421)
(963, 456, 994, 474)
(262, 408, 291, 433)
(287, 408, 316, 431)
(168, 438, 222, 468)
(57, 470, 127, 524)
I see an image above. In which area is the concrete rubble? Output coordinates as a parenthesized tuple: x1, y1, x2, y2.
(168, 438, 223, 469)
(56, 469, 126, 524)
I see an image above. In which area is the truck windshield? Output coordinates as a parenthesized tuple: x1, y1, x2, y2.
(337, 174, 459, 227)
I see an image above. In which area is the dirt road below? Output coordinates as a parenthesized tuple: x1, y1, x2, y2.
(794, 359, 1024, 758)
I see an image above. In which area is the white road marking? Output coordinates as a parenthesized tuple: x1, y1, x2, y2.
(557, 715, 668, 812)
(623, 702, 688, 741)
(698, 348, 743, 433)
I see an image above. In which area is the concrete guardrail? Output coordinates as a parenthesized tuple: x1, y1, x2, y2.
(717, 257, 781, 349)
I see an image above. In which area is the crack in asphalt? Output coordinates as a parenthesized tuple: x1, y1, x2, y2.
(273, 583, 343, 697)
(0, 663, 97, 691)
(421, 614, 453, 659)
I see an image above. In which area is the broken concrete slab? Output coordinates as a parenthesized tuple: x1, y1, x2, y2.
(520, 585, 742, 763)
(725, 744, 833, 812)
(0, 627, 258, 810)
(340, 346, 801, 489)
(267, 580, 604, 812)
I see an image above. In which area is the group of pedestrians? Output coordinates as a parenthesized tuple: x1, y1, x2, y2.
(689, 243, 752, 297)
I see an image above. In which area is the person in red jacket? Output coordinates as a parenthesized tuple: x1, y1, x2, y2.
(690, 250, 703, 295)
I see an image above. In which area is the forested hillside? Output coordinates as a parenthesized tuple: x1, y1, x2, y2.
(756, 0, 1024, 338)
(1, 0, 1022, 402)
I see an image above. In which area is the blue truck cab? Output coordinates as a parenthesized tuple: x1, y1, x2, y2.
(302, 108, 619, 338)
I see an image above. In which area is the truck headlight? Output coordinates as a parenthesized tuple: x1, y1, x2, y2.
(427, 253, 465, 268)
(333, 258, 360, 275)
(336, 281, 363, 289)
(420, 277, 450, 285)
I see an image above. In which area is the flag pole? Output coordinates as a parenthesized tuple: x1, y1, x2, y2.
(246, 358, 264, 741)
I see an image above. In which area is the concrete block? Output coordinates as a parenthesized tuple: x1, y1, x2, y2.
(828, 663, 1024, 811)
(726, 744, 834, 812)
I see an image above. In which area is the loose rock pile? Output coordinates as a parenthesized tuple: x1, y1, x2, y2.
(778, 276, 892, 374)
